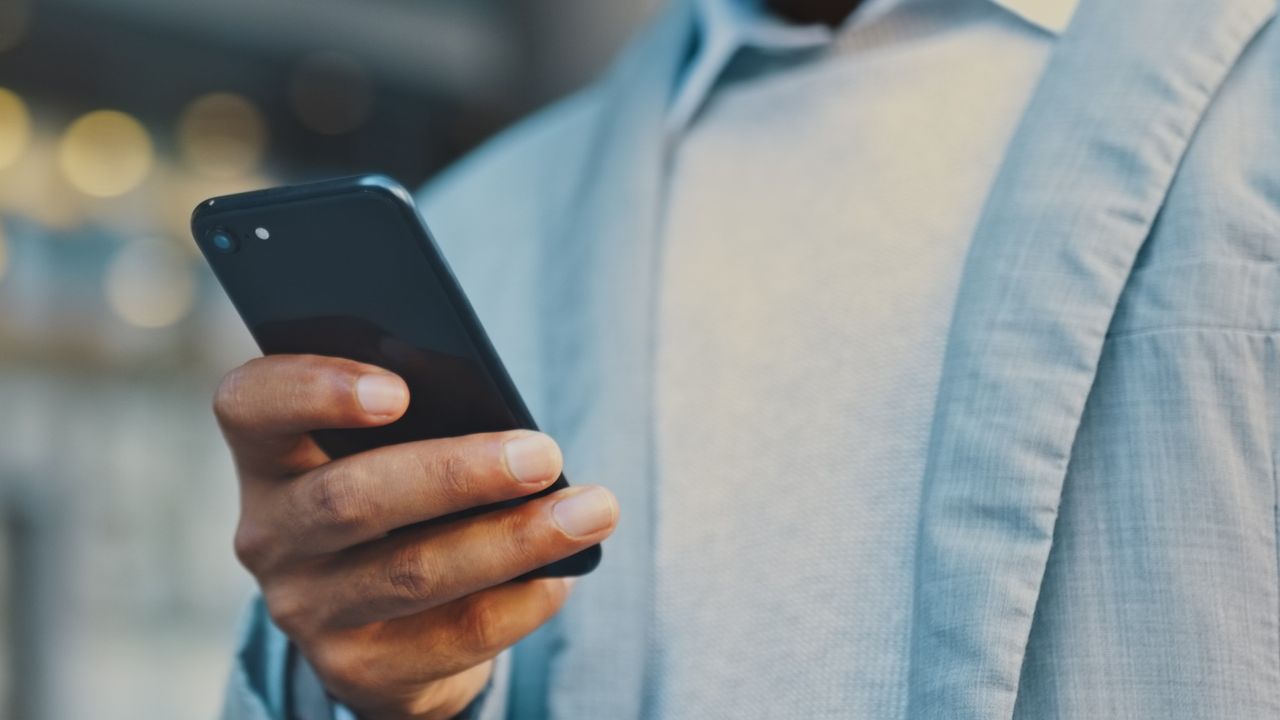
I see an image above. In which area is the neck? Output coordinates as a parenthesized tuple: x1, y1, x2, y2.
(764, 0, 866, 26)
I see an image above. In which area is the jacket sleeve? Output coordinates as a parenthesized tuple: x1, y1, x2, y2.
(220, 598, 290, 720)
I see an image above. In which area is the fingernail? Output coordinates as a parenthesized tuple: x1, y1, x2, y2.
(563, 577, 579, 593)
(551, 487, 616, 538)
(356, 374, 407, 416)
(504, 433, 560, 484)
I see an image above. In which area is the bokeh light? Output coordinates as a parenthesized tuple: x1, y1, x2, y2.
(105, 238, 196, 328)
(0, 87, 32, 170)
(0, 0, 30, 52)
(58, 110, 155, 198)
(290, 52, 374, 135)
(178, 92, 268, 179)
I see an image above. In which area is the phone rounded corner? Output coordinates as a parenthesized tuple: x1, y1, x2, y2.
(573, 544, 604, 576)
(189, 198, 217, 235)
(356, 174, 415, 206)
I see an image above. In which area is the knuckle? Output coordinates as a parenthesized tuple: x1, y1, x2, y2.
(297, 355, 361, 396)
(294, 360, 333, 394)
(458, 596, 503, 655)
(387, 544, 444, 604)
(308, 465, 370, 533)
(309, 639, 372, 697)
(233, 521, 273, 571)
(495, 509, 543, 568)
(423, 446, 475, 504)
(286, 362, 336, 414)
(263, 583, 314, 638)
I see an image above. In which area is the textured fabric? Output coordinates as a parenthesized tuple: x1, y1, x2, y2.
(1012, 14, 1280, 716)
(651, 2, 1054, 718)
(220, 0, 1280, 718)
(905, 1, 1277, 717)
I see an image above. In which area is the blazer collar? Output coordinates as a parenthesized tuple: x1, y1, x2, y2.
(524, 0, 1277, 718)
(906, 0, 1275, 717)
(518, 2, 698, 718)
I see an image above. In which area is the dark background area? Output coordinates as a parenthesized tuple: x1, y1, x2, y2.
(2, 0, 653, 182)
(0, 1, 655, 717)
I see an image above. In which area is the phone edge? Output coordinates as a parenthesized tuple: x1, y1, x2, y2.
(192, 175, 602, 578)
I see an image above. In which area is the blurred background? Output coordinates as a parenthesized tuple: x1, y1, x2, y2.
(0, 0, 656, 717)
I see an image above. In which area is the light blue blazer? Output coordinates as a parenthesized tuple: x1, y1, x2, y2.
(224, 0, 1280, 717)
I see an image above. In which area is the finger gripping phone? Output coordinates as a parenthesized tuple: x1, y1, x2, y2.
(192, 174, 600, 578)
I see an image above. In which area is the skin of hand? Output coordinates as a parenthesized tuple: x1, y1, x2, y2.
(215, 354, 619, 719)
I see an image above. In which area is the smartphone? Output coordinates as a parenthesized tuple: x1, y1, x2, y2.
(192, 175, 600, 578)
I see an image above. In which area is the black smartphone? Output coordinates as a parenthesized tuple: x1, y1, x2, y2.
(192, 174, 600, 578)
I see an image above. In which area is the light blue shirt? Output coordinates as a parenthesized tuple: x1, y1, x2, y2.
(669, 0, 1078, 131)
(652, 0, 1075, 717)
(221, 1, 1280, 718)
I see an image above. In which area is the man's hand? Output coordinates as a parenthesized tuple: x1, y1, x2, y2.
(215, 355, 619, 720)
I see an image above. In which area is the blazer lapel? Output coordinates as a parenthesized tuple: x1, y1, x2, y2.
(511, 3, 695, 719)
(906, 1, 1276, 718)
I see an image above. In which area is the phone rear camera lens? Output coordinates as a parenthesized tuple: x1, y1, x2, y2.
(208, 228, 239, 254)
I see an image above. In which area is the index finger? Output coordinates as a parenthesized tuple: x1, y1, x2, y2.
(214, 354, 410, 478)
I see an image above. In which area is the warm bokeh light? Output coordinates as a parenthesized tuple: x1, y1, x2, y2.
(178, 92, 268, 179)
(58, 110, 155, 198)
(0, 87, 32, 170)
(290, 52, 374, 135)
(105, 238, 196, 328)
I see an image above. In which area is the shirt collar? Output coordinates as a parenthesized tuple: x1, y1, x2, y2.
(997, 0, 1079, 34)
(668, 0, 1079, 132)
(700, 0, 1079, 36)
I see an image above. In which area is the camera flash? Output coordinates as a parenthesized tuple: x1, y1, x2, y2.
(254, 227, 270, 240)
